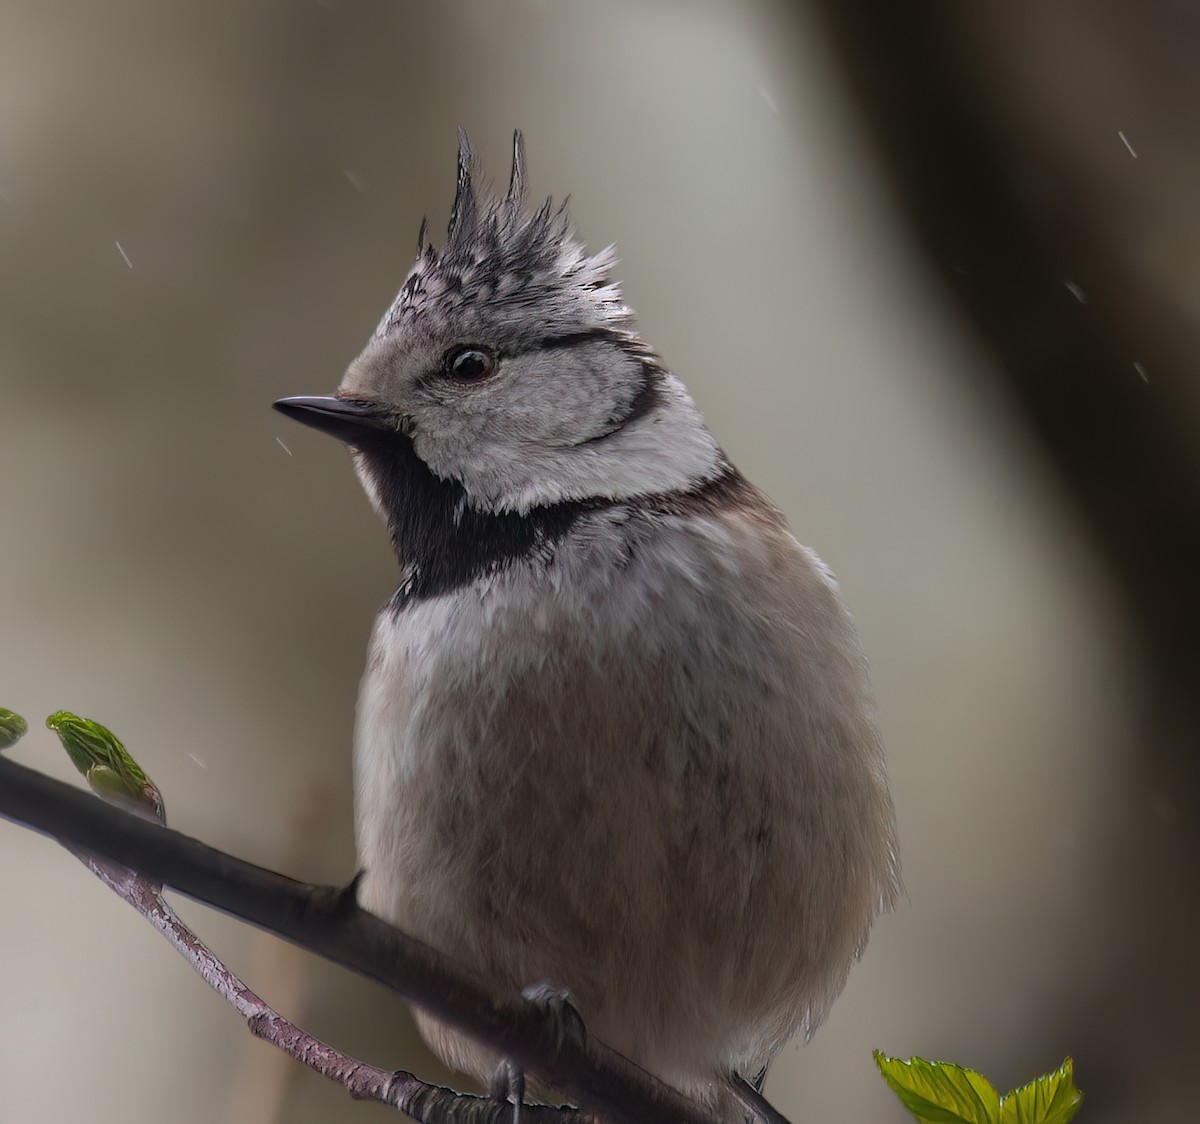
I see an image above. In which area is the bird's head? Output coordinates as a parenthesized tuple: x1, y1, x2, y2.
(275, 131, 722, 586)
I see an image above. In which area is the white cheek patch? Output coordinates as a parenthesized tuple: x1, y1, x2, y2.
(352, 452, 388, 520)
(420, 371, 723, 513)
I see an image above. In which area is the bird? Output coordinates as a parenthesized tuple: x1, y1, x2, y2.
(274, 130, 899, 1119)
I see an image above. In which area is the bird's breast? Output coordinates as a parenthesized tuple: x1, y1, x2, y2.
(351, 506, 897, 1077)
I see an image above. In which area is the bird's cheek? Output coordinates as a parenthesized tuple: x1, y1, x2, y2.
(351, 454, 389, 520)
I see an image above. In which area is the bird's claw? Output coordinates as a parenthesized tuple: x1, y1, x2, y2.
(489, 1057, 526, 1124)
(521, 983, 587, 1054)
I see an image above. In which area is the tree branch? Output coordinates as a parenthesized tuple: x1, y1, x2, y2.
(71, 846, 573, 1122)
(0, 755, 730, 1124)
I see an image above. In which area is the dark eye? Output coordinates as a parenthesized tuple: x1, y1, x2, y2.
(445, 347, 496, 382)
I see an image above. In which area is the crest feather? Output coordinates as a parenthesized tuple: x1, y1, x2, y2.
(506, 129, 528, 210)
(447, 126, 479, 248)
(373, 130, 631, 339)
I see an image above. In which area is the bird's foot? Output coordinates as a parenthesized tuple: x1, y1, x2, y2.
(521, 983, 587, 1054)
(489, 1057, 526, 1124)
(312, 869, 365, 919)
(730, 1070, 793, 1124)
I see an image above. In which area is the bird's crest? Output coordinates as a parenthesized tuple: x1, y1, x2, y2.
(374, 130, 628, 339)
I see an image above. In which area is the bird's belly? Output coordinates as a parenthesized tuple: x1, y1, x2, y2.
(352, 554, 892, 1091)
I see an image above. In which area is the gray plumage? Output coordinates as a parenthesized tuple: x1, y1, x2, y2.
(275, 131, 899, 1113)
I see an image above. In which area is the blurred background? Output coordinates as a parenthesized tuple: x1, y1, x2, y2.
(1, 1, 1197, 1121)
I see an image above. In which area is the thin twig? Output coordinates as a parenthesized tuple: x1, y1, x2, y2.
(70, 847, 572, 1123)
(0, 756, 731, 1124)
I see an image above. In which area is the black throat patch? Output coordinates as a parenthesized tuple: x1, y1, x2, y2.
(357, 432, 602, 611)
(356, 431, 747, 612)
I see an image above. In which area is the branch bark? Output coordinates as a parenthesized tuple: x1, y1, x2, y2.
(0, 756, 729, 1124)
(72, 846, 573, 1122)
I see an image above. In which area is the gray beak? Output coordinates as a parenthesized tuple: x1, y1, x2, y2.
(272, 396, 392, 445)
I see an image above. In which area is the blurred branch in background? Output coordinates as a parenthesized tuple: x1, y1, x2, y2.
(800, 2, 1200, 1118)
(223, 778, 354, 1124)
(802, 0, 1200, 702)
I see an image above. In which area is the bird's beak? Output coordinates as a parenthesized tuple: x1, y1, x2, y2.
(272, 396, 393, 445)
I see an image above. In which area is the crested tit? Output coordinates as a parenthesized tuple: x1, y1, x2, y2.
(275, 132, 899, 1114)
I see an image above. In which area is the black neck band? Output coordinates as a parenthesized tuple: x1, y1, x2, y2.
(358, 433, 741, 611)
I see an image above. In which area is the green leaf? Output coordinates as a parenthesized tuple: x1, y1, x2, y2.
(999, 1059, 1082, 1124)
(45, 711, 166, 824)
(874, 1053, 1001, 1124)
(0, 708, 29, 750)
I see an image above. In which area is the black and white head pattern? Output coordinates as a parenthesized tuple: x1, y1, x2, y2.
(335, 130, 729, 600)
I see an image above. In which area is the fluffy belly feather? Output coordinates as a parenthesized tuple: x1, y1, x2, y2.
(353, 521, 896, 1094)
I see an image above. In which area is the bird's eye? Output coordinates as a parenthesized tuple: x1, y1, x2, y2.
(445, 347, 496, 382)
